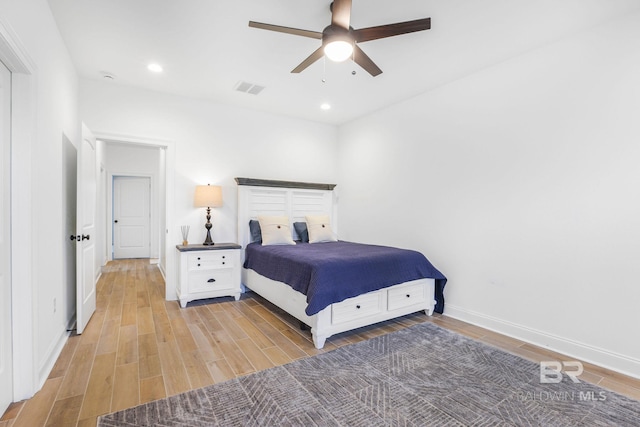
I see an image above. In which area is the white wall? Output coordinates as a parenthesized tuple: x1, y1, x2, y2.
(338, 12, 640, 377)
(79, 79, 338, 298)
(0, 0, 80, 397)
(104, 143, 161, 260)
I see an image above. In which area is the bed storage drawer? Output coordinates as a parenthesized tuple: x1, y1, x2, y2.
(332, 291, 383, 324)
(387, 281, 427, 311)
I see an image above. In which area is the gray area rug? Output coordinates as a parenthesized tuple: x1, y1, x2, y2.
(98, 322, 639, 426)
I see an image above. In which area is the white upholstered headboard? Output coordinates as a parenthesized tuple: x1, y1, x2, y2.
(236, 178, 338, 257)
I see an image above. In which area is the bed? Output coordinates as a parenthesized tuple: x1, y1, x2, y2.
(236, 177, 447, 349)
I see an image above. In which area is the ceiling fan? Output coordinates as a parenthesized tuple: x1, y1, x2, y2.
(249, 0, 431, 77)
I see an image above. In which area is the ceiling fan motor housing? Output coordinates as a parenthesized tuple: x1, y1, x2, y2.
(322, 25, 352, 46)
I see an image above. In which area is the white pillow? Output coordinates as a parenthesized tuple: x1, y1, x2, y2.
(305, 215, 337, 243)
(258, 215, 296, 246)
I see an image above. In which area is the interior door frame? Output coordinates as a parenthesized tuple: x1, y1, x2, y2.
(109, 173, 154, 260)
(0, 19, 38, 400)
(94, 133, 176, 300)
(0, 55, 13, 417)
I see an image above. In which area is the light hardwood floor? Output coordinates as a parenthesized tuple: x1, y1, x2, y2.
(2, 259, 639, 426)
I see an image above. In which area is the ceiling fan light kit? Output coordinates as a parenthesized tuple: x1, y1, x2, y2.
(249, 0, 431, 77)
(322, 25, 353, 62)
(324, 40, 353, 62)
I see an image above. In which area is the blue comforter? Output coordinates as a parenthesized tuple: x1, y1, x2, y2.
(244, 241, 447, 316)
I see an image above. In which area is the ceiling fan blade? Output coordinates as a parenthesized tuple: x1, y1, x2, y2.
(291, 46, 325, 73)
(353, 18, 431, 43)
(249, 21, 322, 39)
(331, 0, 352, 29)
(353, 45, 382, 77)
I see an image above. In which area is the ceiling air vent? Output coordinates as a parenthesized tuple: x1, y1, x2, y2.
(234, 81, 265, 95)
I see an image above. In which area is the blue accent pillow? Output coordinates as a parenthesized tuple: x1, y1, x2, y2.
(249, 220, 262, 243)
(293, 222, 309, 243)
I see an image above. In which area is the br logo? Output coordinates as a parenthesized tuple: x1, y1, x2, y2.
(539, 361, 583, 383)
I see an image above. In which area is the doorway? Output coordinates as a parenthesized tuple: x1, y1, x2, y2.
(113, 176, 151, 259)
(97, 134, 175, 301)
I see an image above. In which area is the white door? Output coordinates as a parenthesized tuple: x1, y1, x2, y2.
(76, 124, 97, 334)
(0, 60, 13, 416)
(113, 176, 150, 259)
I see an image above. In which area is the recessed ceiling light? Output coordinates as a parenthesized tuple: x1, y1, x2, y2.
(147, 63, 163, 73)
(320, 103, 331, 110)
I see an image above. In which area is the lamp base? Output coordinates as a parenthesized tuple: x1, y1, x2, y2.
(203, 207, 215, 245)
(203, 231, 215, 246)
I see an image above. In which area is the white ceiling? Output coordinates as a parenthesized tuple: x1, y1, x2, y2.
(47, 0, 640, 125)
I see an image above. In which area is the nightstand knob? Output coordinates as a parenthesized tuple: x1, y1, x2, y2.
(356, 305, 361, 309)
(197, 264, 201, 267)
(197, 257, 201, 260)
(222, 256, 225, 259)
(222, 262, 225, 265)
(406, 294, 411, 298)
(207, 278, 216, 283)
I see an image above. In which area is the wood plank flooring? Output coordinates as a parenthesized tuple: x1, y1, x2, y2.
(2, 259, 639, 426)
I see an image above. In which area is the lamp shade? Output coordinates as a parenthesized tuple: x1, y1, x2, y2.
(194, 185, 223, 208)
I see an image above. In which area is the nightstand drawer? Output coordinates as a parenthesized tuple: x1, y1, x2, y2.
(387, 282, 426, 311)
(332, 291, 383, 324)
(187, 268, 234, 293)
(188, 252, 233, 270)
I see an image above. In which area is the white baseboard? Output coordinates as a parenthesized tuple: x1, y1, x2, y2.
(37, 315, 74, 389)
(157, 261, 166, 280)
(101, 260, 109, 273)
(445, 304, 640, 380)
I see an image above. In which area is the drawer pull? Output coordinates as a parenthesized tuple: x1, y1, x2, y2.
(197, 257, 201, 260)
(356, 305, 361, 309)
(207, 278, 216, 283)
(222, 262, 225, 265)
(197, 263, 201, 267)
(222, 255, 225, 259)
(406, 294, 411, 298)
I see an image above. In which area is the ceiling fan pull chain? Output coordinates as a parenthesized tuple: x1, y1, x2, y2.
(322, 55, 327, 83)
(351, 41, 356, 75)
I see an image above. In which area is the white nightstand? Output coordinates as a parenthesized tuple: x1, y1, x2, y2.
(175, 243, 242, 308)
